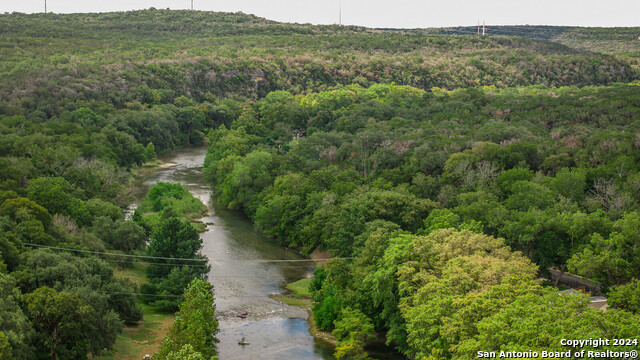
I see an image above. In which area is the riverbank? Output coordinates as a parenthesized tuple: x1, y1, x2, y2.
(274, 278, 407, 360)
(270, 278, 338, 347)
(114, 146, 337, 359)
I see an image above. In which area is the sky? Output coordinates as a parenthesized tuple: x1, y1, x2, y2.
(2, 0, 639, 28)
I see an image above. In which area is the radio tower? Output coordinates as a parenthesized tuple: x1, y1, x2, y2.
(45, 0, 47, 13)
(339, 0, 342, 25)
(191, 0, 193, 10)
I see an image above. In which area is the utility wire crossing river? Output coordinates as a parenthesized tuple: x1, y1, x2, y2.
(136, 147, 335, 360)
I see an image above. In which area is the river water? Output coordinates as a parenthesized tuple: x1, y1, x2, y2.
(136, 146, 335, 360)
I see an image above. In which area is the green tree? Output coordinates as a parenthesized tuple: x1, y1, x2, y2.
(24, 287, 95, 360)
(15, 249, 140, 330)
(456, 289, 640, 358)
(0, 274, 33, 360)
(26, 177, 72, 216)
(504, 181, 555, 211)
(112, 220, 146, 252)
(154, 279, 219, 359)
(0, 332, 11, 360)
(397, 229, 538, 359)
(220, 150, 273, 211)
(144, 142, 157, 162)
(164, 344, 206, 360)
(0, 232, 20, 271)
(333, 307, 375, 360)
(607, 279, 640, 314)
(0, 197, 51, 229)
(333, 338, 369, 360)
(568, 212, 640, 286)
(146, 217, 205, 279)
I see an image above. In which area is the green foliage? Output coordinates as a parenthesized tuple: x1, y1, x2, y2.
(154, 279, 219, 360)
(26, 177, 73, 217)
(0, 274, 33, 360)
(0, 10, 639, 360)
(0, 332, 11, 360)
(90, 216, 146, 252)
(146, 218, 204, 278)
(456, 289, 640, 358)
(142, 217, 209, 311)
(204, 83, 640, 271)
(23, 286, 97, 360)
(144, 142, 157, 162)
(568, 212, 640, 286)
(396, 229, 539, 358)
(0, 232, 20, 271)
(163, 344, 206, 360)
(85, 198, 124, 221)
(137, 183, 207, 224)
(333, 338, 370, 360)
(14, 249, 142, 325)
(333, 307, 375, 344)
(424, 25, 640, 55)
(220, 150, 274, 211)
(313, 284, 341, 330)
(0, 197, 51, 229)
(422, 209, 483, 234)
(607, 279, 640, 314)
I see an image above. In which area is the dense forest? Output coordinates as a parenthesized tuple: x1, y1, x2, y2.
(0, 8, 639, 360)
(202, 83, 640, 358)
(417, 26, 640, 56)
(1, 9, 639, 106)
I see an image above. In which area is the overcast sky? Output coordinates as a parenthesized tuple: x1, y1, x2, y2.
(2, 0, 639, 28)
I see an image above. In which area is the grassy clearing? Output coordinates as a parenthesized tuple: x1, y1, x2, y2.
(270, 278, 313, 307)
(112, 262, 148, 286)
(287, 278, 312, 296)
(270, 294, 312, 307)
(191, 220, 207, 232)
(94, 302, 174, 360)
(95, 263, 174, 360)
(142, 160, 163, 168)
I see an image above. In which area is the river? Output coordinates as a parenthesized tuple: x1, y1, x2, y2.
(136, 146, 336, 360)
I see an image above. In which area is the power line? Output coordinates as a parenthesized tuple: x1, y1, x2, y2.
(104, 258, 209, 267)
(105, 291, 183, 298)
(108, 259, 315, 268)
(102, 291, 311, 299)
(23, 243, 207, 262)
(23, 243, 351, 263)
(210, 258, 350, 262)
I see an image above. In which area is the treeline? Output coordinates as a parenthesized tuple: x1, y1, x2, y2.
(0, 96, 213, 200)
(1, 10, 638, 112)
(203, 83, 640, 358)
(420, 26, 640, 56)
